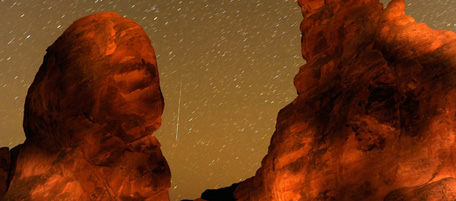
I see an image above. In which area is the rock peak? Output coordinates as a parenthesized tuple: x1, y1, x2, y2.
(2, 12, 170, 201)
(231, 0, 456, 200)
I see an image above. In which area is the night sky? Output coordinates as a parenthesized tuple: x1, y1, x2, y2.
(1, 0, 455, 200)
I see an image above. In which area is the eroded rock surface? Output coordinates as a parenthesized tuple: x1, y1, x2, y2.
(232, 0, 456, 200)
(2, 12, 170, 201)
(384, 177, 456, 201)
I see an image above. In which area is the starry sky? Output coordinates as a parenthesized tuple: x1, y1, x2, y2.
(1, 0, 456, 200)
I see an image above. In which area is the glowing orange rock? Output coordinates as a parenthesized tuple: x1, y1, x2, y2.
(384, 177, 456, 200)
(2, 12, 170, 200)
(233, 0, 456, 200)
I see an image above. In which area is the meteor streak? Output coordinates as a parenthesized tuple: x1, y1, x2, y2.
(176, 80, 182, 140)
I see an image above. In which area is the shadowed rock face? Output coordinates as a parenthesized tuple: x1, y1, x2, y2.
(1, 12, 170, 201)
(232, 0, 456, 200)
(0, 148, 10, 197)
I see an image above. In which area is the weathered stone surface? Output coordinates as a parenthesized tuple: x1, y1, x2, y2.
(3, 12, 170, 200)
(385, 177, 456, 201)
(233, 0, 456, 200)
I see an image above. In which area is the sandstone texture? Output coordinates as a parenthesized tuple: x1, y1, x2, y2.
(1, 12, 170, 200)
(233, 0, 456, 200)
(384, 177, 456, 201)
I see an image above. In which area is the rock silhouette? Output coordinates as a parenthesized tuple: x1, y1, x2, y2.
(0, 12, 170, 201)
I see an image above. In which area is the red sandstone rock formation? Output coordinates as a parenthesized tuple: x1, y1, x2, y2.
(232, 0, 456, 200)
(1, 12, 170, 201)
